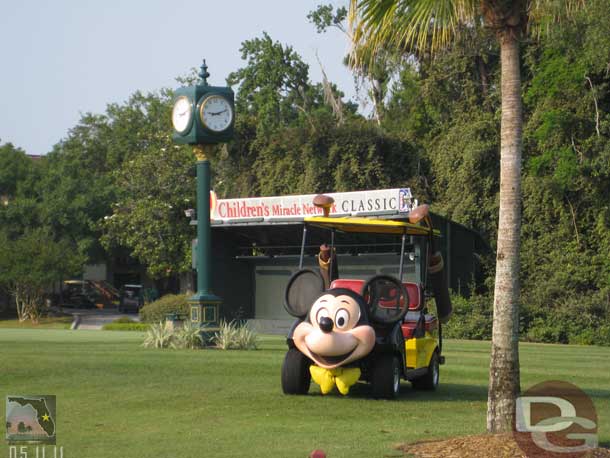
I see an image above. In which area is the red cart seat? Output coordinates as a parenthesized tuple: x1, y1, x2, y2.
(329, 279, 436, 339)
(401, 312, 438, 339)
(329, 279, 365, 295)
(329, 279, 422, 310)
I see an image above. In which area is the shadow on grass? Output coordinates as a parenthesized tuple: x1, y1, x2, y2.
(582, 388, 610, 399)
(336, 382, 489, 402)
(405, 383, 489, 402)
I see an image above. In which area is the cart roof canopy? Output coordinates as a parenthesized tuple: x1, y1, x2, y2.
(304, 216, 440, 237)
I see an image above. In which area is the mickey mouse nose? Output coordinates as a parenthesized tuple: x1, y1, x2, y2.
(318, 316, 333, 333)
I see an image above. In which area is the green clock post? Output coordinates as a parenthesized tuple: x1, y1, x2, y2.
(171, 60, 235, 337)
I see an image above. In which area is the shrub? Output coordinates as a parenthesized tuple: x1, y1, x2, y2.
(213, 320, 239, 349)
(442, 288, 610, 346)
(213, 320, 258, 350)
(235, 323, 258, 350)
(442, 293, 493, 340)
(103, 322, 150, 331)
(113, 316, 137, 324)
(523, 291, 610, 346)
(172, 321, 203, 349)
(139, 294, 189, 323)
(143, 321, 174, 348)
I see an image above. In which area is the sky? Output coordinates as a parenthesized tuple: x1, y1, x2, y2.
(0, 0, 356, 156)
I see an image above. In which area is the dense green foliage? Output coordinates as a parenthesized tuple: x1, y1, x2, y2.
(375, 6, 610, 345)
(0, 2, 608, 340)
(0, 144, 44, 238)
(139, 294, 189, 323)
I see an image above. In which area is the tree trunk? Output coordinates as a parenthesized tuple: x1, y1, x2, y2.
(476, 56, 489, 97)
(15, 289, 26, 322)
(486, 34, 522, 433)
(370, 77, 384, 125)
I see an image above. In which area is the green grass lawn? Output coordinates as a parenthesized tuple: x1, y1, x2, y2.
(0, 316, 72, 329)
(0, 329, 608, 458)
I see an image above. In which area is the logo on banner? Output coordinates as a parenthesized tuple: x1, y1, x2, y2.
(398, 188, 413, 213)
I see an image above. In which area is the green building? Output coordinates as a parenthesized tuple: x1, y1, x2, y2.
(194, 188, 487, 333)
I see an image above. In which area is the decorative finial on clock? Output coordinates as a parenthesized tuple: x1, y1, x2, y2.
(199, 59, 210, 86)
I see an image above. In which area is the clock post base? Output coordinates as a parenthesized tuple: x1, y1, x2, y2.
(189, 292, 222, 346)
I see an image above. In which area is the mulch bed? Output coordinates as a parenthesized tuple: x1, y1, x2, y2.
(397, 433, 610, 458)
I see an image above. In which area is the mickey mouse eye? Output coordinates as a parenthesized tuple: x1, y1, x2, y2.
(335, 308, 350, 330)
(315, 307, 329, 324)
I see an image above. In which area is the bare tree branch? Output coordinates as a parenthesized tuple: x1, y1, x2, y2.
(566, 197, 580, 246)
(571, 135, 583, 163)
(585, 75, 600, 137)
(315, 52, 345, 125)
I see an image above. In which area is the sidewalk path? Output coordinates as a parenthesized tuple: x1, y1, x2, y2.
(66, 308, 140, 330)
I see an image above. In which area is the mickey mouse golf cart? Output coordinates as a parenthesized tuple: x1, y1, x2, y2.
(281, 196, 452, 399)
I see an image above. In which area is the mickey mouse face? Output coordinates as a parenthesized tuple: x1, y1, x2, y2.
(311, 292, 361, 332)
(284, 270, 409, 370)
(292, 290, 375, 369)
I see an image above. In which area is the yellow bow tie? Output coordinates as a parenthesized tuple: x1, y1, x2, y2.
(310, 365, 361, 395)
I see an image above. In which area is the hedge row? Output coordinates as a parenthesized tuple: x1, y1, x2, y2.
(443, 292, 610, 346)
(102, 322, 150, 331)
(139, 294, 190, 323)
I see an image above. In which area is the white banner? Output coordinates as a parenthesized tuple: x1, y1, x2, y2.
(210, 188, 416, 222)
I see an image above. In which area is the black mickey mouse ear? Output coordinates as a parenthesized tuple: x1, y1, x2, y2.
(361, 275, 409, 324)
(284, 269, 325, 318)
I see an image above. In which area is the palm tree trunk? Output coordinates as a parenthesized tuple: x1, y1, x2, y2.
(486, 34, 522, 433)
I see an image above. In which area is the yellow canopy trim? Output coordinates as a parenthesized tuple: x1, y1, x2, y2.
(304, 216, 440, 236)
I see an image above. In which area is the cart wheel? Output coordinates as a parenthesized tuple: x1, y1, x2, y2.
(412, 352, 440, 391)
(281, 348, 311, 395)
(371, 354, 401, 399)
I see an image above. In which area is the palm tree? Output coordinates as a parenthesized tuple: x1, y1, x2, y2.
(349, 0, 581, 432)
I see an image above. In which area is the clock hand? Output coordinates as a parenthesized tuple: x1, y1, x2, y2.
(209, 109, 228, 116)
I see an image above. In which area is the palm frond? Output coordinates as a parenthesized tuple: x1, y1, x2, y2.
(349, 0, 478, 68)
(527, 0, 586, 39)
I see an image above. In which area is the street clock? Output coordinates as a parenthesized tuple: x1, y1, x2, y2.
(171, 96, 193, 134)
(171, 61, 235, 145)
(199, 94, 233, 132)
(171, 59, 233, 337)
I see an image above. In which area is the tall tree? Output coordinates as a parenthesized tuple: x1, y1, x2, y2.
(101, 142, 195, 280)
(96, 89, 197, 281)
(0, 228, 84, 321)
(227, 32, 312, 135)
(349, 0, 581, 432)
(0, 143, 42, 237)
(0, 143, 36, 199)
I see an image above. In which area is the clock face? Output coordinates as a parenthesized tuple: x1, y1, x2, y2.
(199, 95, 233, 132)
(172, 96, 193, 134)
